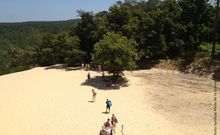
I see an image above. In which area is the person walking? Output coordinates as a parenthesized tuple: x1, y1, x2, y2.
(87, 72, 91, 80)
(104, 118, 112, 128)
(111, 114, 118, 128)
(92, 89, 97, 102)
(103, 118, 116, 135)
(100, 125, 115, 135)
(105, 99, 112, 113)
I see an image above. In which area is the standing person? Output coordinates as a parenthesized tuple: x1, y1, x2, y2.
(104, 118, 112, 128)
(98, 64, 102, 72)
(105, 99, 112, 113)
(81, 63, 84, 69)
(92, 89, 97, 102)
(87, 72, 91, 80)
(111, 114, 118, 128)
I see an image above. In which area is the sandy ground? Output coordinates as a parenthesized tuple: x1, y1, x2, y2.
(0, 67, 219, 135)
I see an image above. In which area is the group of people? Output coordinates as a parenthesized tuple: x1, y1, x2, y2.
(100, 114, 118, 135)
(91, 89, 119, 135)
(85, 63, 119, 134)
(82, 63, 90, 71)
(82, 63, 102, 72)
(85, 64, 106, 87)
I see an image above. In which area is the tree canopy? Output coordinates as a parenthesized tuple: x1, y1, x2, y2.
(93, 32, 139, 76)
(0, 0, 219, 75)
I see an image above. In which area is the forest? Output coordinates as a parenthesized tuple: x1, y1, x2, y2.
(0, 19, 79, 74)
(0, 0, 219, 75)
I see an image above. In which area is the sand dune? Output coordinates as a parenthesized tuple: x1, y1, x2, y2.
(0, 67, 219, 135)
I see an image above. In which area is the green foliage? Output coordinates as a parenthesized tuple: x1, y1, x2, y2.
(0, 20, 79, 49)
(200, 42, 220, 53)
(37, 33, 85, 66)
(64, 48, 86, 66)
(71, 12, 99, 62)
(0, 0, 219, 75)
(93, 32, 139, 76)
(178, 0, 215, 51)
(0, 20, 80, 75)
(0, 47, 37, 75)
(37, 33, 55, 65)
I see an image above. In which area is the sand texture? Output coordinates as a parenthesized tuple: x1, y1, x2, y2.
(0, 67, 219, 135)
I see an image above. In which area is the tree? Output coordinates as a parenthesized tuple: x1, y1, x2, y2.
(37, 32, 85, 66)
(212, 0, 220, 58)
(37, 33, 56, 66)
(93, 32, 139, 78)
(6, 47, 36, 72)
(72, 11, 98, 62)
(94, 11, 109, 40)
(178, 0, 215, 55)
(64, 48, 86, 66)
(107, 2, 132, 34)
(63, 35, 86, 66)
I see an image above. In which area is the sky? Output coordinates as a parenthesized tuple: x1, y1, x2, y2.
(0, 0, 119, 22)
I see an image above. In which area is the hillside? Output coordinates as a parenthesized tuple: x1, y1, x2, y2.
(0, 19, 79, 75)
(0, 19, 79, 49)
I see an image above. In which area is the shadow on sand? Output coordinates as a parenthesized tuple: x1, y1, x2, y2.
(81, 76, 129, 90)
(102, 112, 109, 114)
(45, 64, 81, 71)
(88, 101, 94, 103)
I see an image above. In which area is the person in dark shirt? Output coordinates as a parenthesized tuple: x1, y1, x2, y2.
(87, 72, 91, 80)
(105, 99, 112, 113)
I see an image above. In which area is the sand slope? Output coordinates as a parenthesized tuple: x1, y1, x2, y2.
(0, 67, 219, 135)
